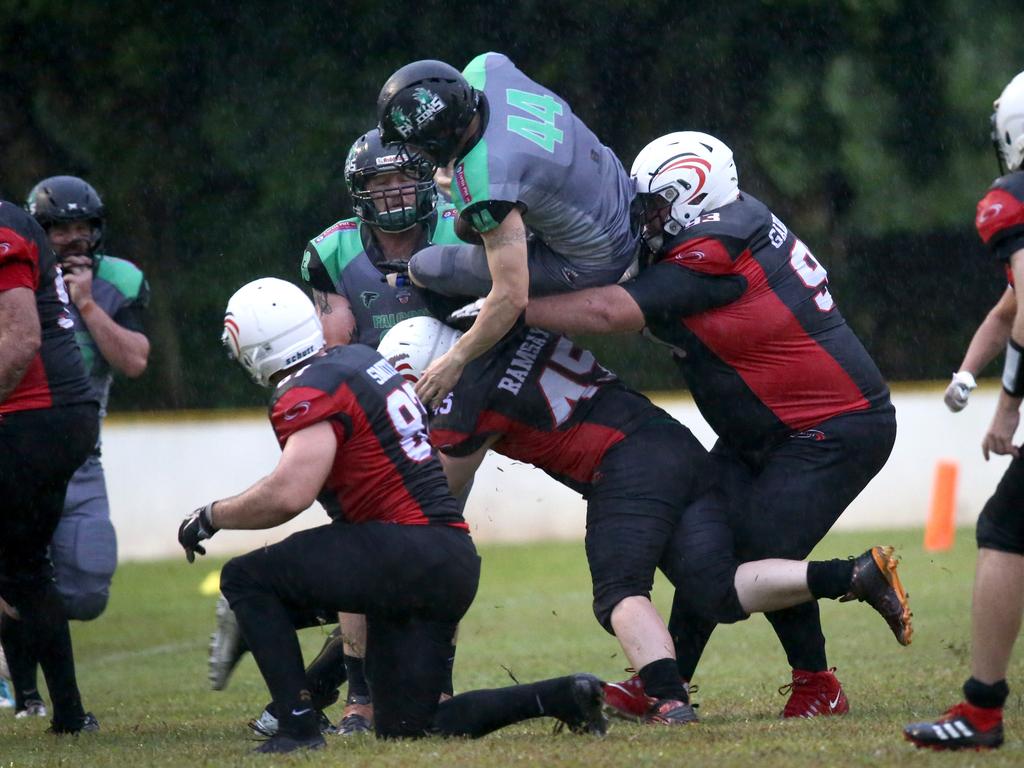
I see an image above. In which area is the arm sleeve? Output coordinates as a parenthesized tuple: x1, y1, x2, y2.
(460, 200, 518, 234)
(301, 243, 338, 293)
(994, 231, 1024, 263)
(622, 261, 747, 322)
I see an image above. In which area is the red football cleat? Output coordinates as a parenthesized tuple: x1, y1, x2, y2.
(779, 667, 849, 718)
(602, 673, 654, 720)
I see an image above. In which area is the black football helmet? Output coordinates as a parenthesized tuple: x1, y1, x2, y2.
(377, 60, 478, 168)
(345, 129, 437, 233)
(26, 175, 105, 257)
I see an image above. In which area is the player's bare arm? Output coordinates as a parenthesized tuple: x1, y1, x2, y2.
(415, 209, 529, 408)
(438, 435, 501, 497)
(962, 286, 1018, 374)
(0, 286, 42, 401)
(209, 421, 337, 529)
(62, 256, 149, 378)
(525, 284, 646, 335)
(983, 248, 1024, 460)
(313, 288, 356, 346)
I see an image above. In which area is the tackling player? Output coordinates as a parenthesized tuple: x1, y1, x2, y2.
(179, 278, 607, 754)
(379, 317, 911, 724)
(376, 53, 640, 410)
(0, 200, 99, 734)
(904, 70, 1024, 751)
(208, 129, 473, 737)
(1, 177, 149, 721)
(525, 131, 899, 718)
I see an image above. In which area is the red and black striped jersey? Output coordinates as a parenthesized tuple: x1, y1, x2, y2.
(976, 171, 1024, 278)
(0, 201, 94, 414)
(624, 192, 890, 453)
(269, 344, 466, 529)
(429, 326, 667, 495)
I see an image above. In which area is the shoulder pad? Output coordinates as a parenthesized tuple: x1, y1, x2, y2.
(94, 255, 146, 299)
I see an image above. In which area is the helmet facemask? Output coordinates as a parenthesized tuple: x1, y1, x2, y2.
(351, 158, 437, 233)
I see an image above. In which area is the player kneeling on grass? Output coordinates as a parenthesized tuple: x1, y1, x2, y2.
(378, 317, 913, 725)
(177, 278, 607, 754)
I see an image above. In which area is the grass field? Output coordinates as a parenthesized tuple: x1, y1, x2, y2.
(1, 527, 1022, 766)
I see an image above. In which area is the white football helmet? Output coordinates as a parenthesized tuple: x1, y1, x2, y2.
(993, 71, 1024, 173)
(630, 131, 739, 250)
(222, 278, 324, 387)
(377, 316, 462, 384)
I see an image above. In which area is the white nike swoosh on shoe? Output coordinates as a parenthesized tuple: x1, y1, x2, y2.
(829, 693, 842, 710)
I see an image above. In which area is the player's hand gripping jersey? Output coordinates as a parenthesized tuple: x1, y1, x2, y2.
(270, 344, 465, 528)
(429, 325, 669, 494)
(451, 53, 636, 270)
(976, 171, 1024, 275)
(0, 201, 93, 413)
(301, 205, 463, 346)
(624, 193, 890, 453)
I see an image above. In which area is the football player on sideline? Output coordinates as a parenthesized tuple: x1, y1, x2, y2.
(1, 176, 149, 721)
(376, 53, 641, 410)
(525, 132, 898, 718)
(904, 70, 1024, 752)
(180, 278, 607, 754)
(379, 317, 911, 724)
(0, 200, 99, 734)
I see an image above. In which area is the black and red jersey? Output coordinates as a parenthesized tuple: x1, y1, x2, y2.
(624, 192, 890, 453)
(0, 201, 94, 414)
(976, 172, 1024, 283)
(429, 326, 666, 495)
(269, 344, 465, 529)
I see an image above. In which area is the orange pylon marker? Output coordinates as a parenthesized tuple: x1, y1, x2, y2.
(924, 459, 959, 552)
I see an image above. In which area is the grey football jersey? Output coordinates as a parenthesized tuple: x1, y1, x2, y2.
(451, 52, 637, 268)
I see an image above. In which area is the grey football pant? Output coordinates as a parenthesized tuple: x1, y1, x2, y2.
(409, 237, 637, 298)
(51, 454, 117, 621)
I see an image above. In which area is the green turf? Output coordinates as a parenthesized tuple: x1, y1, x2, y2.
(1, 528, 1021, 766)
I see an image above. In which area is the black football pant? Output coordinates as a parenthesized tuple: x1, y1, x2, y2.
(219, 520, 482, 738)
(670, 404, 897, 679)
(585, 418, 746, 633)
(0, 402, 98, 723)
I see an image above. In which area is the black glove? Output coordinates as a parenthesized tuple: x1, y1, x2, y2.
(178, 503, 218, 563)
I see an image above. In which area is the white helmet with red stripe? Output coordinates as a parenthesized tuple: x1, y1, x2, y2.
(222, 278, 324, 387)
(993, 71, 1024, 173)
(377, 316, 462, 385)
(630, 131, 739, 250)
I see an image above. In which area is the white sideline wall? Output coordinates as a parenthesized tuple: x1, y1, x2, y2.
(102, 383, 1010, 561)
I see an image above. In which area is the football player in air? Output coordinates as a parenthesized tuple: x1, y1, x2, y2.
(376, 53, 640, 410)
(904, 70, 1024, 751)
(0, 199, 100, 734)
(207, 129, 473, 737)
(378, 316, 911, 725)
(525, 131, 899, 718)
(1, 177, 149, 721)
(179, 278, 608, 754)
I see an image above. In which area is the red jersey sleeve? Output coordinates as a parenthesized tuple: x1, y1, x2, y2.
(661, 235, 737, 276)
(976, 188, 1024, 261)
(0, 228, 40, 292)
(270, 385, 350, 447)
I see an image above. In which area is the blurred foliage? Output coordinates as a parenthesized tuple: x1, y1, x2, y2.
(1, 0, 1021, 409)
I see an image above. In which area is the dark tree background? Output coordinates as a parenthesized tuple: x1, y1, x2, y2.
(2, 0, 1020, 410)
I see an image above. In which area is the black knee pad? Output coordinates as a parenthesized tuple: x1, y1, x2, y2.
(976, 458, 1024, 555)
(218, 555, 260, 604)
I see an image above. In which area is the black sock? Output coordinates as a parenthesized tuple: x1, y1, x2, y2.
(433, 676, 576, 738)
(345, 654, 370, 700)
(304, 627, 346, 710)
(639, 658, 687, 702)
(766, 602, 827, 672)
(807, 559, 856, 600)
(17, 584, 84, 724)
(442, 642, 457, 697)
(276, 690, 320, 738)
(963, 677, 1009, 709)
(1, 613, 41, 708)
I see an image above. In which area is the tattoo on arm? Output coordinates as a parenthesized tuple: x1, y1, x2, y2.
(313, 290, 333, 315)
